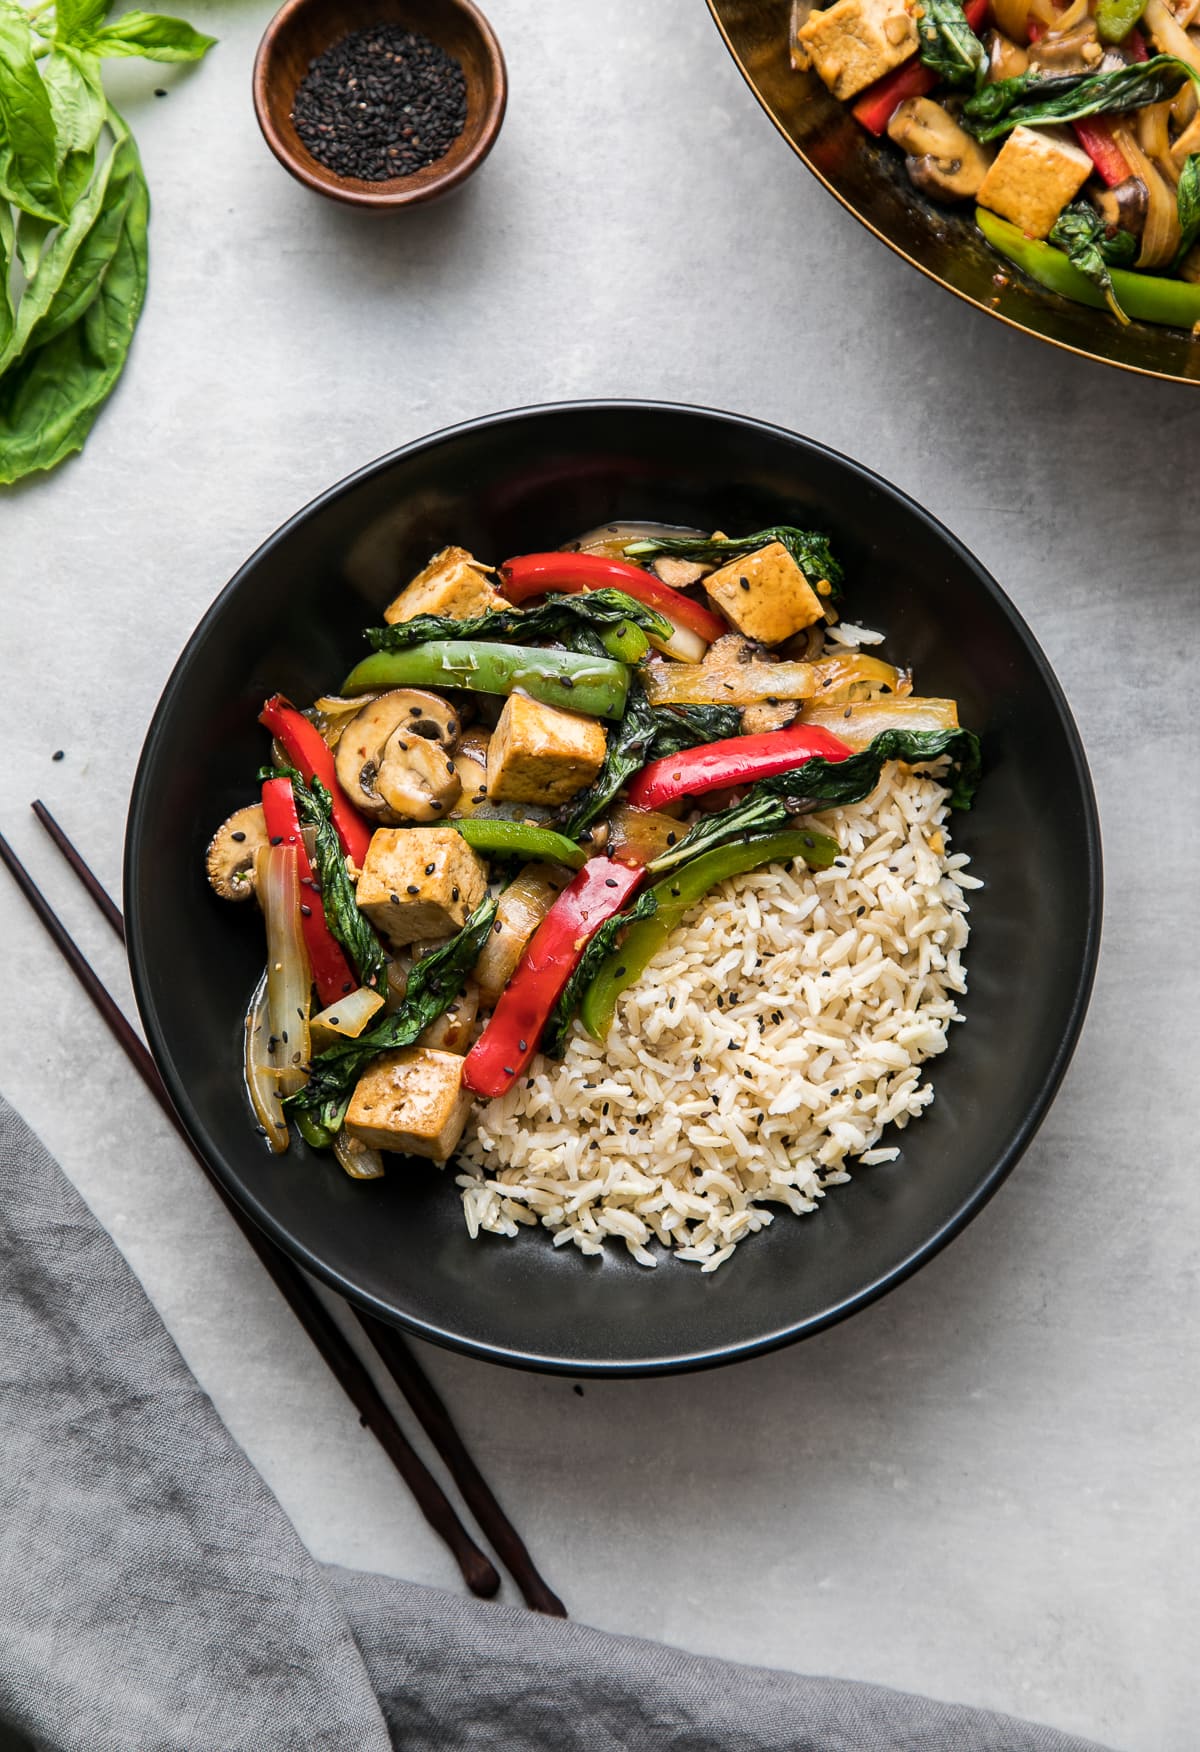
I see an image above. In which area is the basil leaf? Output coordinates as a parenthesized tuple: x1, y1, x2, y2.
(964, 54, 1200, 140)
(0, 0, 66, 223)
(42, 47, 106, 156)
(80, 11, 216, 60)
(54, 0, 114, 44)
(2, 128, 138, 369)
(917, 0, 988, 88)
(260, 764, 388, 993)
(623, 526, 844, 600)
(0, 129, 147, 483)
(1048, 201, 1137, 325)
(556, 675, 658, 840)
(365, 588, 673, 653)
(0, 203, 14, 356)
(647, 702, 742, 760)
(542, 888, 657, 1059)
(284, 897, 499, 1129)
(1175, 153, 1200, 269)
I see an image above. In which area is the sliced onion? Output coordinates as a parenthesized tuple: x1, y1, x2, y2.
(1115, 124, 1182, 265)
(257, 844, 312, 1097)
(333, 1132, 386, 1180)
(312, 693, 379, 749)
(1145, 0, 1200, 71)
(605, 802, 684, 866)
(643, 650, 902, 708)
(244, 973, 289, 1154)
(801, 695, 959, 749)
(568, 520, 707, 559)
(656, 619, 709, 663)
(1137, 97, 1176, 180)
(310, 985, 385, 1050)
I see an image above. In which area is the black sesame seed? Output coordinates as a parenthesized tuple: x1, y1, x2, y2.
(518, 1039, 527, 1052)
(604, 877, 618, 888)
(425, 862, 435, 874)
(666, 831, 677, 846)
(406, 884, 419, 894)
(739, 577, 750, 591)
(451, 886, 460, 901)
(559, 675, 575, 690)
(291, 25, 468, 183)
(503, 1066, 514, 1076)
(300, 904, 312, 917)
(614, 964, 626, 978)
(270, 835, 283, 847)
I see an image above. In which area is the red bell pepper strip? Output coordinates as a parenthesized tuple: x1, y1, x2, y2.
(624, 722, 853, 812)
(852, 0, 989, 135)
(260, 777, 356, 1007)
(1126, 25, 1149, 58)
(499, 552, 728, 646)
(462, 858, 644, 1099)
(1071, 117, 1130, 187)
(259, 695, 372, 869)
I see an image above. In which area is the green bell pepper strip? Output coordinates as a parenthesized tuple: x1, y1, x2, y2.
(978, 208, 1200, 328)
(599, 620, 651, 664)
(341, 641, 630, 721)
(450, 818, 587, 869)
(294, 1112, 336, 1150)
(579, 828, 839, 1043)
(1095, 0, 1147, 42)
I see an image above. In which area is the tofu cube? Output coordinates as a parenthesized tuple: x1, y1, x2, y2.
(798, 0, 918, 101)
(356, 826, 488, 947)
(345, 1048, 472, 1160)
(383, 546, 507, 625)
(703, 541, 825, 646)
(977, 126, 1092, 241)
(485, 693, 607, 806)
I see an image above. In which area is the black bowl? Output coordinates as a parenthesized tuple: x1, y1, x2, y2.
(125, 402, 1101, 1375)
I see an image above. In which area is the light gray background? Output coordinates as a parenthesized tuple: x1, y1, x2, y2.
(2, 3, 1194, 1748)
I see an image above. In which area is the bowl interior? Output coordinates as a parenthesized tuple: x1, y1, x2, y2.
(708, 0, 1200, 387)
(126, 403, 1100, 1374)
(255, 0, 505, 206)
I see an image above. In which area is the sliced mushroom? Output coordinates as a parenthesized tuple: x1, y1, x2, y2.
(985, 28, 1028, 79)
(206, 804, 268, 901)
(651, 555, 713, 588)
(1028, 19, 1098, 68)
(1096, 177, 1148, 240)
(447, 728, 491, 818)
(375, 729, 462, 822)
(335, 689, 462, 821)
(888, 98, 991, 202)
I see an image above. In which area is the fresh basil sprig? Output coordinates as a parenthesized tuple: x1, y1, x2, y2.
(917, 0, 988, 89)
(0, 0, 214, 485)
(1049, 202, 1138, 325)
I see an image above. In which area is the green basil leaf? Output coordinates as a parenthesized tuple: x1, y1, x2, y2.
(81, 11, 216, 60)
(0, 0, 67, 223)
(2, 128, 138, 368)
(42, 46, 106, 157)
(15, 208, 54, 278)
(54, 0, 114, 44)
(0, 203, 15, 355)
(1174, 153, 1200, 269)
(0, 133, 147, 484)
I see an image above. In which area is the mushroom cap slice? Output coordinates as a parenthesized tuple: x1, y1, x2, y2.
(206, 804, 268, 901)
(887, 98, 990, 202)
(335, 689, 463, 821)
(375, 730, 463, 822)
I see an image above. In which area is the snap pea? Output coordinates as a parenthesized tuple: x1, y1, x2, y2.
(341, 641, 631, 721)
(579, 829, 839, 1043)
(599, 619, 651, 663)
(450, 818, 587, 869)
(978, 207, 1200, 328)
(1095, 0, 1147, 41)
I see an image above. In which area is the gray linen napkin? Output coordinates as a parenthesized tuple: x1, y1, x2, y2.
(0, 1095, 1114, 1752)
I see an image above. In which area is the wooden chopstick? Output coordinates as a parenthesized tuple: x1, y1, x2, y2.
(0, 827, 501, 1602)
(28, 804, 567, 1618)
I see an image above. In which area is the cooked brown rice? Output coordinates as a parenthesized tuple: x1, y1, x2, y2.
(456, 761, 979, 1271)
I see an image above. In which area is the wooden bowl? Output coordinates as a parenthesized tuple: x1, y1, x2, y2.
(253, 0, 506, 208)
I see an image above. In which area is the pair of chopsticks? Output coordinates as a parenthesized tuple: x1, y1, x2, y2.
(1, 803, 565, 1619)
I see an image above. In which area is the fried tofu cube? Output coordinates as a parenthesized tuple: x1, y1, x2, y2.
(356, 826, 488, 947)
(345, 1047, 472, 1160)
(485, 693, 607, 806)
(798, 0, 918, 100)
(383, 546, 507, 625)
(977, 125, 1092, 240)
(703, 541, 825, 646)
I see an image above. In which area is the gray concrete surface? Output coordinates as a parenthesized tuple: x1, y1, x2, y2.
(2, 3, 1195, 1747)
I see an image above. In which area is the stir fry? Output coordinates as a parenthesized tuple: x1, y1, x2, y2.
(207, 527, 981, 1182)
(791, 0, 1200, 326)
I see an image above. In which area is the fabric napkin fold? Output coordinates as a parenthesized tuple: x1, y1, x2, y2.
(0, 1095, 1114, 1752)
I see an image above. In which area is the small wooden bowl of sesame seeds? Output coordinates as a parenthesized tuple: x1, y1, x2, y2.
(253, 0, 506, 209)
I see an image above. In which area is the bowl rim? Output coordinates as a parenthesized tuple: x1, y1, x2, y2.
(251, 0, 507, 209)
(705, 0, 1197, 391)
(124, 398, 1104, 1376)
